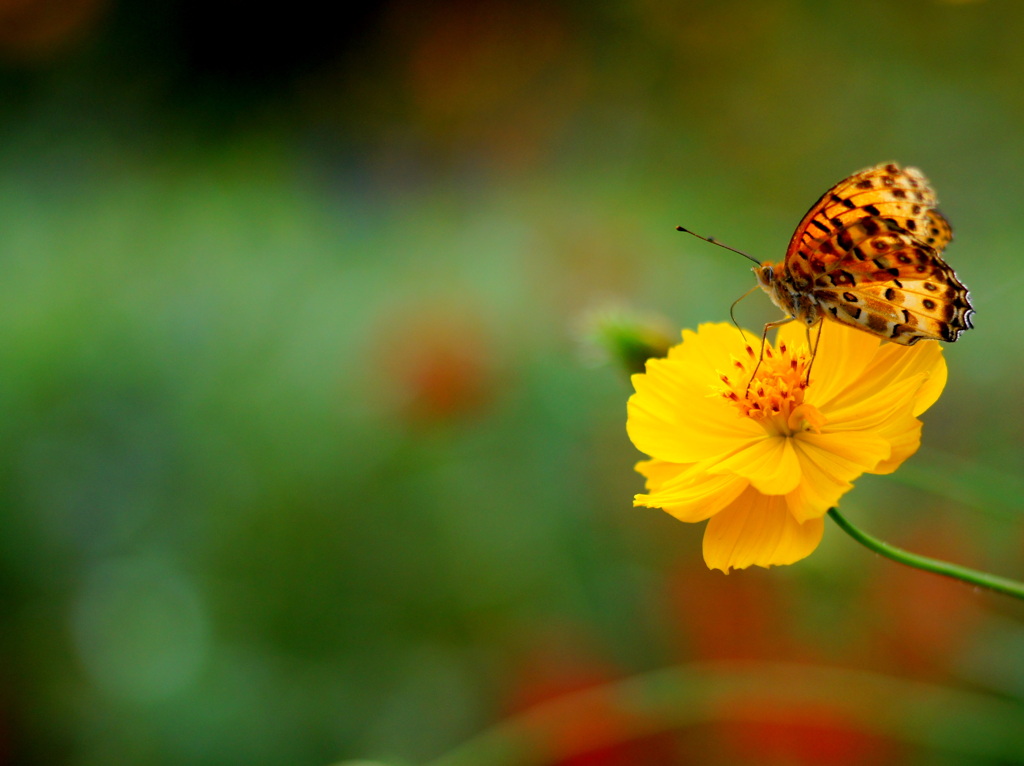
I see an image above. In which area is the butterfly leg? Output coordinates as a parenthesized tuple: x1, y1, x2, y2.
(804, 320, 824, 385)
(747, 316, 795, 393)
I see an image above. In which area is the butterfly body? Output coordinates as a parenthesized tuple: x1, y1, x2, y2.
(755, 263, 819, 328)
(755, 162, 973, 346)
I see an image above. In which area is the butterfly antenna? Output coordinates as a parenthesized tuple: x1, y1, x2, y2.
(676, 226, 761, 265)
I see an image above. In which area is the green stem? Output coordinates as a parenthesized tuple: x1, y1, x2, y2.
(827, 507, 1024, 600)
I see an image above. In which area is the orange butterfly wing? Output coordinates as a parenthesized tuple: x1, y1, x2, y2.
(770, 162, 972, 345)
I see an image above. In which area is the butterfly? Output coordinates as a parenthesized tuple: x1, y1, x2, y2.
(753, 162, 973, 346)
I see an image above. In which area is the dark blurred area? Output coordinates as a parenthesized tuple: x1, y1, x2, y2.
(0, 0, 1022, 764)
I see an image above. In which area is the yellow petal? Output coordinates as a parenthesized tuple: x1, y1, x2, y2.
(702, 487, 825, 571)
(784, 470, 852, 523)
(798, 321, 883, 406)
(777, 321, 942, 425)
(819, 372, 928, 433)
(786, 435, 871, 522)
(634, 458, 684, 489)
(913, 360, 947, 418)
(635, 462, 749, 522)
(864, 341, 947, 417)
(869, 411, 923, 475)
(628, 358, 761, 463)
(707, 435, 802, 495)
(667, 323, 760, 385)
(796, 429, 891, 469)
(775, 320, 811, 350)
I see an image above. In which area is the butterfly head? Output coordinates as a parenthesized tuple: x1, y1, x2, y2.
(753, 261, 777, 292)
(753, 260, 814, 324)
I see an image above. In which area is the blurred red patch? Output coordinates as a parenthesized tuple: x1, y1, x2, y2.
(858, 518, 985, 676)
(375, 308, 496, 424)
(0, 0, 107, 60)
(664, 561, 799, 662)
(716, 702, 900, 765)
(388, 0, 587, 171)
(505, 627, 681, 765)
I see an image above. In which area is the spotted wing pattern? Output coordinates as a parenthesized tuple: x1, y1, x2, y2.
(806, 220, 972, 343)
(778, 162, 973, 345)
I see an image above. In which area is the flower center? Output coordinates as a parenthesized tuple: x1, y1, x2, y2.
(716, 340, 826, 435)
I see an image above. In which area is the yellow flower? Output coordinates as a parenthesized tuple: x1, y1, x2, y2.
(626, 321, 946, 572)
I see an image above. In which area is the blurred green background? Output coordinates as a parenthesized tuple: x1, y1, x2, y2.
(1, 0, 1023, 763)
